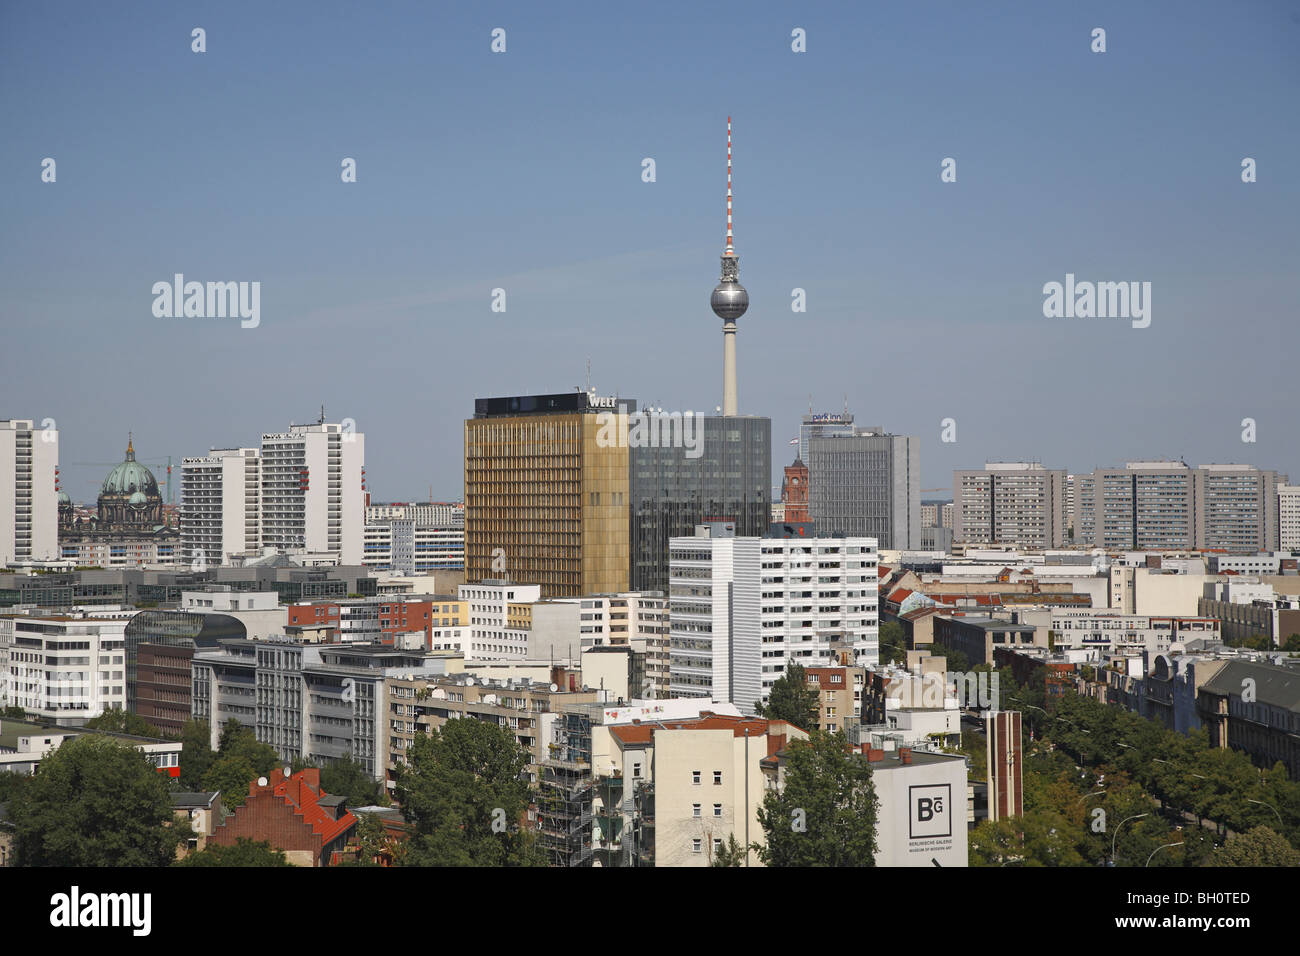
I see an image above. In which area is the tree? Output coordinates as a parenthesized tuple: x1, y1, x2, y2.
(9, 734, 181, 866)
(395, 719, 544, 866)
(175, 837, 291, 867)
(320, 753, 386, 809)
(0, 770, 26, 803)
(756, 730, 878, 867)
(878, 621, 907, 665)
(1, 706, 28, 720)
(202, 756, 259, 809)
(755, 663, 820, 731)
(178, 720, 216, 791)
(337, 812, 405, 867)
(1212, 826, 1300, 867)
(710, 833, 748, 867)
(84, 706, 165, 738)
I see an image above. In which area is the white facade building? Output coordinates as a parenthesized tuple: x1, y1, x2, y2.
(366, 502, 464, 527)
(668, 524, 879, 714)
(1050, 610, 1220, 658)
(180, 447, 260, 567)
(259, 423, 364, 564)
(0, 419, 59, 566)
(0, 614, 126, 724)
(1280, 485, 1300, 551)
(459, 580, 542, 660)
(363, 520, 464, 573)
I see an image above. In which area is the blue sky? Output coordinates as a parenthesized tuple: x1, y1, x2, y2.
(2, 0, 1297, 503)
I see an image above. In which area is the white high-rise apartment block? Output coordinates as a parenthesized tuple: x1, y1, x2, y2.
(180, 448, 261, 567)
(0, 419, 59, 566)
(759, 532, 879, 689)
(1280, 485, 1300, 551)
(259, 423, 365, 564)
(459, 580, 542, 660)
(668, 523, 879, 714)
(668, 524, 761, 712)
(0, 615, 126, 724)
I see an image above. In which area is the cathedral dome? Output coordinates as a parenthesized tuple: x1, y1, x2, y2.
(101, 436, 160, 497)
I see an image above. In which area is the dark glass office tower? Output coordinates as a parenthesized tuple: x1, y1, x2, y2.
(629, 415, 771, 593)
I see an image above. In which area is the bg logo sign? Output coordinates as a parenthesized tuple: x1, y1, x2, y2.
(909, 784, 952, 839)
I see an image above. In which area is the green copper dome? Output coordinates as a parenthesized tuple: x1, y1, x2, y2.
(101, 436, 160, 497)
(57, 490, 71, 505)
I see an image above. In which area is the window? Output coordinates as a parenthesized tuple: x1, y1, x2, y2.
(713, 804, 722, 817)
(713, 771, 722, 785)
(693, 804, 701, 818)
(692, 839, 702, 854)
(713, 837, 722, 853)
(633, 762, 641, 779)
(692, 770, 701, 785)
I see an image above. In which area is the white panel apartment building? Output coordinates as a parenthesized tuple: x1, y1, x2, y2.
(0, 419, 59, 566)
(1278, 485, 1300, 551)
(180, 448, 261, 567)
(668, 525, 762, 712)
(0, 615, 126, 724)
(363, 521, 464, 573)
(668, 524, 879, 714)
(260, 423, 364, 564)
(759, 532, 879, 687)
(459, 580, 542, 660)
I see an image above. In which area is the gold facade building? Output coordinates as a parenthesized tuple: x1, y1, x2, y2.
(465, 393, 631, 598)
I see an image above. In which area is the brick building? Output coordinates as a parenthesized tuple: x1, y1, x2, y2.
(208, 767, 357, 866)
(136, 643, 196, 736)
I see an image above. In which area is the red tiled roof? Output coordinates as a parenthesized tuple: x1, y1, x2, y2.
(609, 713, 773, 745)
(877, 566, 892, 579)
(249, 768, 358, 845)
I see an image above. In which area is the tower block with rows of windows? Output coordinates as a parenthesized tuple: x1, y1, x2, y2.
(465, 393, 631, 598)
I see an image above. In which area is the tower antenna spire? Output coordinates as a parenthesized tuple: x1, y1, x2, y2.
(725, 115, 734, 255)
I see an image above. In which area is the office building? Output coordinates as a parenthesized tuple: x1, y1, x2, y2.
(465, 392, 630, 598)
(806, 426, 920, 550)
(952, 462, 1067, 549)
(0, 614, 126, 724)
(985, 710, 1023, 822)
(1280, 485, 1300, 551)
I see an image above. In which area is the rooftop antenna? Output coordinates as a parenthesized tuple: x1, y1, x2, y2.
(586, 357, 591, 392)
(318, 405, 326, 425)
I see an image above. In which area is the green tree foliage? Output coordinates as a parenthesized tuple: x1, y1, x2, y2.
(1, 706, 28, 720)
(755, 663, 820, 731)
(756, 730, 878, 867)
(0, 770, 27, 803)
(710, 833, 747, 867)
(878, 621, 907, 665)
(394, 719, 544, 866)
(9, 735, 180, 866)
(174, 837, 291, 867)
(337, 812, 404, 867)
(320, 753, 386, 808)
(1211, 826, 1300, 867)
(178, 720, 216, 791)
(83, 706, 165, 738)
(197, 720, 282, 808)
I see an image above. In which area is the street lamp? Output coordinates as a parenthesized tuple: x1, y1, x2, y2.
(1146, 841, 1183, 867)
(1112, 812, 1148, 866)
(1247, 798, 1283, 826)
(1078, 789, 1106, 805)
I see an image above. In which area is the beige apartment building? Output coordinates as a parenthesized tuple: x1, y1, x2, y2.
(590, 713, 806, 867)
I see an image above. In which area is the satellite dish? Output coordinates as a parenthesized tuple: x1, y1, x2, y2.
(283, 766, 291, 777)
(465, 677, 475, 686)
(256, 776, 268, 787)
(550, 683, 559, 692)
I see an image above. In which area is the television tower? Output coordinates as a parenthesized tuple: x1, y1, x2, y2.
(710, 116, 748, 417)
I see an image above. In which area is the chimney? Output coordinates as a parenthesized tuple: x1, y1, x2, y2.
(865, 747, 885, 762)
(899, 747, 912, 765)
